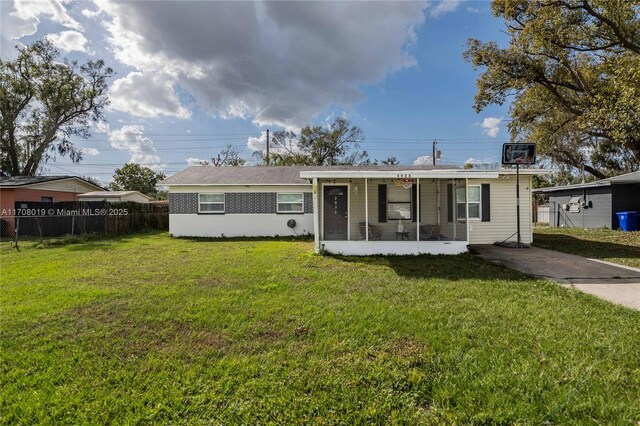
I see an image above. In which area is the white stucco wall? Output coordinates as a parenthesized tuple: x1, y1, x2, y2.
(169, 213, 314, 237)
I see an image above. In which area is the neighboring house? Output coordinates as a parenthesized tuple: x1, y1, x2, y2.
(77, 191, 152, 203)
(533, 171, 640, 229)
(0, 175, 105, 236)
(162, 165, 544, 255)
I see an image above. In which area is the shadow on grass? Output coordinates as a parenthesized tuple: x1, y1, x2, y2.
(533, 233, 640, 261)
(175, 234, 314, 243)
(331, 252, 537, 282)
(7, 230, 168, 252)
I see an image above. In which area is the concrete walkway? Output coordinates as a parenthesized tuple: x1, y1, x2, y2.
(471, 245, 640, 311)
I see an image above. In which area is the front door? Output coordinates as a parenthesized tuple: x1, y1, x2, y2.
(323, 185, 348, 240)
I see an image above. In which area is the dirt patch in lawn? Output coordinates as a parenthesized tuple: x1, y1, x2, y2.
(57, 300, 231, 357)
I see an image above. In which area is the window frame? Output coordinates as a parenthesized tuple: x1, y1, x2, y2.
(277, 192, 304, 214)
(456, 185, 481, 221)
(387, 185, 412, 221)
(41, 196, 54, 203)
(198, 193, 225, 214)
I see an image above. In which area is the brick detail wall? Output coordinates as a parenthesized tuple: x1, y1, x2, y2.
(169, 192, 314, 214)
(169, 193, 199, 214)
(304, 192, 313, 213)
(226, 193, 276, 214)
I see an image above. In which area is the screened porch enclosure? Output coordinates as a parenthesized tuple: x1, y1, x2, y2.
(317, 178, 470, 244)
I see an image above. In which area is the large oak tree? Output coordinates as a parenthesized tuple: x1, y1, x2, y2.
(110, 163, 166, 197)
(0, 40, 114, 176)
(266, 117, 369, 166)
(465, 0, 640, 178)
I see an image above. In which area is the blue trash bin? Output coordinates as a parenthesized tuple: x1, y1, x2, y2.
(616, 211, 638, 232)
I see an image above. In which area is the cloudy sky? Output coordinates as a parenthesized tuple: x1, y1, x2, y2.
(1, 0, 510, 182)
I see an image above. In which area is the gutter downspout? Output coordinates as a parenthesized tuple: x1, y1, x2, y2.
(312, 178, 320, 252)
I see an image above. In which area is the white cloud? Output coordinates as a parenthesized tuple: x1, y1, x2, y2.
(81, 8, 100, 19)
(430, 0, 463, 17)
(481, 117, 502, 138)
(414, 155, 434, 166)
(109, 125, 163, 171)
(247, 131, 299, 155)
(464, 157, 499, 169)
(1, 0, 83, 57)
(466, 7, 481, 14)
(81, 147, 100, 156)
(12, 0, 83, 31)
(247, 132, 269, 153)
(186, 157, 206, 166)
(46, 30, 89, 53)
(109, 72, 191, 119)
(96, 1, 429, 129)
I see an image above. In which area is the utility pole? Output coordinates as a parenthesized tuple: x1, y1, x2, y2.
(266, 129, 270, 166)
(432, 140, 437, 166)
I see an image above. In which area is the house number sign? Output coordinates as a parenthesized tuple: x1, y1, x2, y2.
(394, 178, 413, 189)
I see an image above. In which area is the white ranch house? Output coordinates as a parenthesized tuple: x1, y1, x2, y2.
(161, 165, 543, 255)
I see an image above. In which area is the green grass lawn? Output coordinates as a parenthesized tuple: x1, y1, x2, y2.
(1, 233, 639, 424)
(533, 227, 640, 268)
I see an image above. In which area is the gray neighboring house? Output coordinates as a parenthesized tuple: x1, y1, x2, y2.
(533, 171, 640, 229)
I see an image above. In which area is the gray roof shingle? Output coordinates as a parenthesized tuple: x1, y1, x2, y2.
(0, 175, 104, 189)
(160, 165, 459, 185)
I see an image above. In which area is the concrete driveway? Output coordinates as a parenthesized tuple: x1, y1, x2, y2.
(471, 245, 640, 311)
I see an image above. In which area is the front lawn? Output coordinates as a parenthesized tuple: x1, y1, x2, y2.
(533, 226, 640, 268)
(1, 233, 639, 424)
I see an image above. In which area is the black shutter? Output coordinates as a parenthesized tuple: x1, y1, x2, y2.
(411, 184, 417, 222)
(378, 184, 387, 222)
(481, 184, 490, 222)
(447, 184, 453, 222)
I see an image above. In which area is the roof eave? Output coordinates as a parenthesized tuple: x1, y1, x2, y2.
(299, 169, 550, 179)
(159, 182, 311, 186)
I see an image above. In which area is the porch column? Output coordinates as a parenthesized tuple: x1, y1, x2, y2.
(465, 178, 470, 242)
(312, 178, 320, 252)
(452, 179, 456, 241)
(364, 178, 369, 242)
(437, 180, 441, 226)
(416, 178, 420, 241)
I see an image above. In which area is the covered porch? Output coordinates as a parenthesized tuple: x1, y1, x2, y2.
(301, 169, 494, 256)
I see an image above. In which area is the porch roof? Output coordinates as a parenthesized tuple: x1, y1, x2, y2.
(299, 168, 548, 179)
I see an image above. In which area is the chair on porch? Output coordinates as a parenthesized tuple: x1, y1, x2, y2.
(419, 224, 441, 241)
(359, 222, 383, 241)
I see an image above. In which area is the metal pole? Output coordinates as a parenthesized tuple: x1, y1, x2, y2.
(516, 163, 521, 245)
(465, 178, 469, 243)
(416, 178, 420, 241)
(312, 178, 320, 252)
(452, 179, 456, 241)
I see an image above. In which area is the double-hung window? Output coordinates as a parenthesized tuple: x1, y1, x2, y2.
(456, 186, 481, 220)
(277, 193, 304, 213)
(387, 185, 412, 220)
(199, 193, 225, 213)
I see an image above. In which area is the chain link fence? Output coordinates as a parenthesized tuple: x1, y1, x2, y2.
(1, 201, 168, 245)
